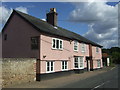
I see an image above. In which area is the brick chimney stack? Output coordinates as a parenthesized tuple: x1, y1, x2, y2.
(46, 8, 58, 26)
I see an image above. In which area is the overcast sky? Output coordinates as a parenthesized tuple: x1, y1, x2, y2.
(0, 1, 119, 48)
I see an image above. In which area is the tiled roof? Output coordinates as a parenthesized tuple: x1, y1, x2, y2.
(102, 53, 109, 58)
(14, 10, 102, 47)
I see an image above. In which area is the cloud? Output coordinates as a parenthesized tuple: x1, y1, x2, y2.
(69, 1, 118, 48)
(0, 6, 12, 24)
(0, 6, 28, 31)
(42, 18, 46, 21)
(15, 6, 28, 14)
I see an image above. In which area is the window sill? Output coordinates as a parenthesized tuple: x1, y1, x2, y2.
(61, 69, 68, 71)
(74, 50, 78, 52)
(52, 48, 63, 51)
(74, 68, 84, 69)
(46, 71, 55, 73)
(81, 51, 85, 53)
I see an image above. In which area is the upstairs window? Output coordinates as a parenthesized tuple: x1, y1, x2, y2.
(74, 41, 78, 51)
(81, 43, 86, 52)
(4, 34, 7, 40)
(31, 37, 39, 50)
(52, 38, 63, 50)
(96, 47, 99, 53)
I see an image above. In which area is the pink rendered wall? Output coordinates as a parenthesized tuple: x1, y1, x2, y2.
(92, 46, 103, 69)
(2, 12, 103, 74)
(40, 34, 90, 73)
(2, 13, 40, 58)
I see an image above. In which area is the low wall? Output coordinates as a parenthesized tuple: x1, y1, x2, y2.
(2, 58, 36, 87)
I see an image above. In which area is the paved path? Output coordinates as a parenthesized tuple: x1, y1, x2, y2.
(4, 66, 115, 88)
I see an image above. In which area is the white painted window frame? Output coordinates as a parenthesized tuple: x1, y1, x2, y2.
(81, 43, 86, 52)
(96, 47, 99, 53)
(97, 60, 101, 68)
(61, 61, 68, 71)
(52, 38, 63, 50)
(46, 61, 55, 73)
(74, 40, 79, 52)
(74, 56, 84, 69)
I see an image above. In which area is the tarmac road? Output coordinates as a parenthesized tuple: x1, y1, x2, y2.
(60, 65, 119, 89)
(2, 65, 120, 90)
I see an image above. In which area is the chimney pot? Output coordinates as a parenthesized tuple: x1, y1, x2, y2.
(46, 8, 58, 26)
(50, 8, 56, 12)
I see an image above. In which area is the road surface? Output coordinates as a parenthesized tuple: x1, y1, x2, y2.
(2, 65, 120, 90)
(60, 65, 119, 89)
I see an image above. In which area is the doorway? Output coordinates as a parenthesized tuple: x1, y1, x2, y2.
(87, 60, 90, 71)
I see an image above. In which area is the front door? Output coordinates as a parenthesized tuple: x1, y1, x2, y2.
(87, 60, 90, 71)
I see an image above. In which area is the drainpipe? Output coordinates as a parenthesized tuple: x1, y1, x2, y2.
(89, 44, 93, 71)
(36, 36, 41, 81)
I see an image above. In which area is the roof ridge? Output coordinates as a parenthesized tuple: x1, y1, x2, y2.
(13, 10, 102, 47)
(14, 10, 47, 23)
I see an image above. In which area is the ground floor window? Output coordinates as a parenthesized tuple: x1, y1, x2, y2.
(62, 61, 68, 70)
(97, 60, 101, 68)
(46, 61, 54, 72)
(74, 56, 84, 69)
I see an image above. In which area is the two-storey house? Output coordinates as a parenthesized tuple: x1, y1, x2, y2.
(2, 8, 103, 81)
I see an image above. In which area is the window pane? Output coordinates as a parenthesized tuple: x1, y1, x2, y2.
(62, 66, 64, 69)
(4, 34, 7, 40)
(65, 61, 67, 65)
(62, 61, 64, 65)
(60, 40, 62, 49)
(74, 57, 78, 68)
(51, 62, 53, 71)
(65, 65, 67, 69)
(81, 44, 85, 52)
(96, 47, 99, 52)
(56, 40, 59, 49)
(62, 61, 64, 69)
(74, 46, 77, 50)
(74, 41, 78, 51)
(47, 67, 49, 71)
(47, 62, 49, 66)
(75, 63, 78, 68)
(74, 41, 77, 45)
(47, 62, 49, 71)
(62, 61, 67, 70)
(31, 37, 39, 49)
(51, 66, 53, 71)
(53, 39, 55, 48)
(97, 60, 101, 67)
(51, 62, 53, 66)
(79, 57, 83, 68)
(47, 62, 50, 71)
(65, 61, 67, 69)
(75, 57, 78, 63)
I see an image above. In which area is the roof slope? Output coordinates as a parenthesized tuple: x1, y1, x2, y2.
(12, 10, 102, 47)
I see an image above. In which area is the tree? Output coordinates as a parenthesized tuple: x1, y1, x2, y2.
(111, 52, 120, 64)
(102, 47, 120, 64)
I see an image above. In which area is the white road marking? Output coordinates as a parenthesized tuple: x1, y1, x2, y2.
(91, 81, 110, 90)
(111, 67, 115, 70)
